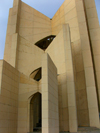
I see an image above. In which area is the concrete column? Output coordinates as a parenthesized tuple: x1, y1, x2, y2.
(75, 0, 100, 128)
(83, 0, 100, 111)
(63, 24, 78, 132)
(4, 0, 21, 65)
(42, 53, 59, 133)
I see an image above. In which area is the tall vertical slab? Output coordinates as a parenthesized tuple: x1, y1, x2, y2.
(0, 60, 19, 133)
(83, 0, 100, 111)
(4, 0, 21, 67)
(42, 53, 59, 133)
(63, 24, 78, 132)
(75, 0, 100, 128)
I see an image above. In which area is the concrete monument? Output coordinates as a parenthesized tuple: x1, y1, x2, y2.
(0, 0, 100, 133)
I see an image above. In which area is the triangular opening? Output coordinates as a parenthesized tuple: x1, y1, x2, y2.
(35, 35, 56, 50)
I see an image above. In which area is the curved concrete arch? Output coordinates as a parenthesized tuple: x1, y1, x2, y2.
(28, 90, 42, 103)
(27, 91, 42, 132)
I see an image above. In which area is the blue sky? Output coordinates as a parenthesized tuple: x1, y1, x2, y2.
(0, 0, 100, 59)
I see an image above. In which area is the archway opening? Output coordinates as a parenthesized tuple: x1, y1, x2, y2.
(30, 93, 42, 132)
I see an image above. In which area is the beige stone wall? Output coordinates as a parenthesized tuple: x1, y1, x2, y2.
(2, 0, 100, 132)
(83, 0, 100, 110)
(4, 0, 21, 65)
(46, 24, 78, 132)
(10, 33, 19, 68)
(51, 0, 80, 42)
(58, 73, 69, 131)
(17, 73, 40, 133)
(19, 2, 52, 44)
(46, 28, 69, 131)
(42, 53, 59, 133)
(46, 28, 65, 74)
(4, 0, 51, 69)
(0, 60, 19, 133)
(71, 40, 90, 127)
(17, 36, 44, 76)
(75, 0, 100, 128)
(70, 0, 90, 124)
(63, 24, 77, 132)
(57, 75, 64, 131)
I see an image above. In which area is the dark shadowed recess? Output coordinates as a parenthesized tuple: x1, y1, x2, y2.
(35, 35, 56, 50)
(30, 67, 42, 81)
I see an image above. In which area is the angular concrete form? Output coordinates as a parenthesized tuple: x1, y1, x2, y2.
(0, 0, 100, 133)
(42, 53, 59, 133)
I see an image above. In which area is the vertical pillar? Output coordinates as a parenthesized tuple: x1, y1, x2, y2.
(63, 24, 78, 132)
(84, 0, 100, 111)
(75, 0, 100, 128)
(9, 0, 21, 67)
(4, 0, 21, 64)
(42, 53, 59, 133)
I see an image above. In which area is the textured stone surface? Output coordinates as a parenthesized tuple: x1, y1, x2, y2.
(0, 0, 100, 133)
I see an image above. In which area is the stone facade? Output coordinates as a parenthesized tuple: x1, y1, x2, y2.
(0, 0, 100, 133)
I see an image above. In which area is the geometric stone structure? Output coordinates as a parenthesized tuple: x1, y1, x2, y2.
(0, 0, 100, 132)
